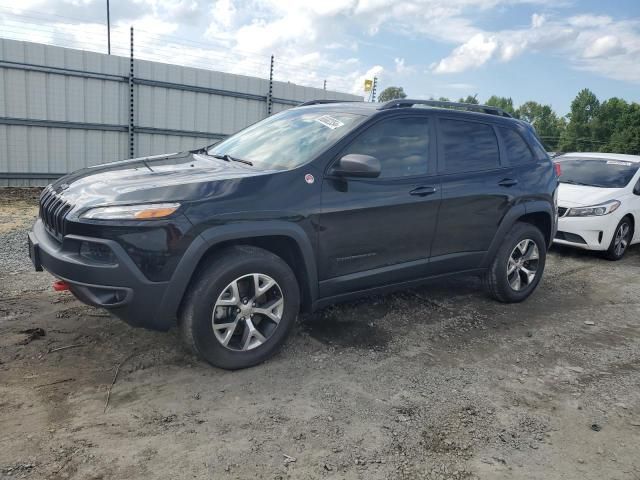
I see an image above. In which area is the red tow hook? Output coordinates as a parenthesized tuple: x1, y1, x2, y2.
(53, 280, 70, 292)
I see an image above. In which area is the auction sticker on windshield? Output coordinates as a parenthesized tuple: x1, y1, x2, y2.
(315, 115, 345, 130)
(607, 160, 633, 166)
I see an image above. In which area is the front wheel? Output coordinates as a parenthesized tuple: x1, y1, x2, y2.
(485, 222, 547, 303)
(179, 246, 300, 369)
(604, 217, 633, 261)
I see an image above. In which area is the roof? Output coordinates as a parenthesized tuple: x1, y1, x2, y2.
(295, 99, 521, 124)
(558, 152, 640, 163)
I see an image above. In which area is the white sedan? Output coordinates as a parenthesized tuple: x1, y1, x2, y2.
(554, 152, 640, 260)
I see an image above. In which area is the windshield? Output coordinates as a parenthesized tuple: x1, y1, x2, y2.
(207, 108, 365, 170)
(558, 157, 639, 188)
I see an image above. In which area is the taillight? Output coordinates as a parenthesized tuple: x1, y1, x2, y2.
(554, 162, 562, 177)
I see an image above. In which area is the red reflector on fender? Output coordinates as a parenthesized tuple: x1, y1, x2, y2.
(554, 162, 562, 177)
(53, 280, 70, 292)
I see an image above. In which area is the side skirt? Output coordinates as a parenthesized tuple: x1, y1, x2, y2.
(311, 268, 486, 312)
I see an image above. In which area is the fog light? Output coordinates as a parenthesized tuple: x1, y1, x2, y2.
(80, 241, 116, 264)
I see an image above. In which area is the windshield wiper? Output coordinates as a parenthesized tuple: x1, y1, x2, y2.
(210, 153, 253, 166)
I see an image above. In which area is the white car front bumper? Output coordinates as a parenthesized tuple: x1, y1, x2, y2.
(554, 211, 620, 251)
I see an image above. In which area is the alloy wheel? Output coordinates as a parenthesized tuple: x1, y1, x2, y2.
(212, 273, 284, 351)
(507, 239, 540, 291)
(614, 222, 631, 257)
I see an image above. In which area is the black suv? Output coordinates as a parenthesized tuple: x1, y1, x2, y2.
(28, 99, 558, 369)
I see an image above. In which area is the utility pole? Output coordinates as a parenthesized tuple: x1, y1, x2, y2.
(371, 77, 378, 102)
(106, 0, 111, 55)
(323, 79, 326, 90)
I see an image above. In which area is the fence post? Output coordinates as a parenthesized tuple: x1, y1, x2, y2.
(106, 0, 111, 55)
(128, 26, 135, 158)
(371, 76, 378, 103)
(267, 54, 274, 115)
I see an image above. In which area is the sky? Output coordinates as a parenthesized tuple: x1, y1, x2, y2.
(1, 0, 639, 114)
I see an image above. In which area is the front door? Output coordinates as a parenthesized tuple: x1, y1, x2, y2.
(317, 115, 441, 298)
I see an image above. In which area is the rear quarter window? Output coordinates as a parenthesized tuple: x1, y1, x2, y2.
(498, 127, 535, 164)
(439, 118, 500, 173)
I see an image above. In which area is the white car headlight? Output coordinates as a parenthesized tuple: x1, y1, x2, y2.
(80, 203, 181, 220)
(565, 200, 620, 217)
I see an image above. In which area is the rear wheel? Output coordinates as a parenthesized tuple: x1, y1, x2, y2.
(604, 217, 633, 261)
(179, 246, 300, 369)
(485, 222, 546, 303)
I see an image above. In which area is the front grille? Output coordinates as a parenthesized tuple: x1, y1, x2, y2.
(39, 186, 73, 240)
(557, 206, 568, 217)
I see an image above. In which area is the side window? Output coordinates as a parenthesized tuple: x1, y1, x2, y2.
(499, 127, 535, 164)
(529, 135, 551, 161)
(341, 117, 430, 178)
(440, 119, 500, 173)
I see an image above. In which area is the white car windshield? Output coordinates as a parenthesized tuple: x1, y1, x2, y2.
(558, 158, 639, 188)
(207, 108, 365, 170)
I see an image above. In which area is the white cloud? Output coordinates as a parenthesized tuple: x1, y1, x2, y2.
(433, 33, 498, 73)
(431, 12, 640, 82)
(394, 57, 414, 75)
(568, 14, 612, 28)
(531, 13, 545, 28)
(2, 0, 640, 96)
(209, 0, 236, 29)
(583, 35, 625, 59)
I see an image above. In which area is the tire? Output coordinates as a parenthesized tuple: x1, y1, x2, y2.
(604, 217, 633, 261)
(485, 222, 547, 303)
(179, 245, 300, 369)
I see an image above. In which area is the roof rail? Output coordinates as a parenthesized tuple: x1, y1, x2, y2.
(378, 99, 513, 118)
(297, 99, 360, 107)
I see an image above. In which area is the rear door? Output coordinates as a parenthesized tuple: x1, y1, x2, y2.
(429, 116, 517, 274)
(317, 113, 441, 297)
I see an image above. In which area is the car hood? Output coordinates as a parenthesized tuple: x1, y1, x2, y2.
(50, 151, 278, 208)
(557, 183, 621, 207)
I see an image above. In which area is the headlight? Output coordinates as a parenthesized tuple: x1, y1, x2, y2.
(80, 203, 180, 220)
(566, 200, 620, 217)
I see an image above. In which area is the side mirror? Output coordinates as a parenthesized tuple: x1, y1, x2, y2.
(634, 183, 640, 196)
(331, 154, 381, 178)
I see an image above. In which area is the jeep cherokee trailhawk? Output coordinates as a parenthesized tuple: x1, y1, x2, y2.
(28, 99, 558, 369)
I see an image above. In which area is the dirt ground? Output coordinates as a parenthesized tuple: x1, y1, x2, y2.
(1, 188, 639, 480)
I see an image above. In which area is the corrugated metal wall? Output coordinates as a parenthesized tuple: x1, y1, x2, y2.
(0, 38, 361, 186)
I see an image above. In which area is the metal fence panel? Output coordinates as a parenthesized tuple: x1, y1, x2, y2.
(0, 37, 361, 186)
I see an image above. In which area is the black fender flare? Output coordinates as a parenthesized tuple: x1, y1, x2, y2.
(158, 222, 318, 322)
(525, 200, 556, 246)
(482, 201, 554, 268)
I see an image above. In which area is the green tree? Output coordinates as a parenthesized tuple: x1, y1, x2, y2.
(457, 94, 479, 104)
(592, 97, 629, 152)
(606, 103, 640, 154)
(516, 101, 566, 151)
(559, 88, 600, 152)
(486, 95, 516, 116)
(378, 86, 407, 102)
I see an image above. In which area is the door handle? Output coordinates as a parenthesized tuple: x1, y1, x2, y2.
(409, 186, 438, 197)
(498, 178, 518, 187)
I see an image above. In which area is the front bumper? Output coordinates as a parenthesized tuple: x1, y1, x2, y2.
(28, 219, 173, 330)
(553, 213, 618, 251)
